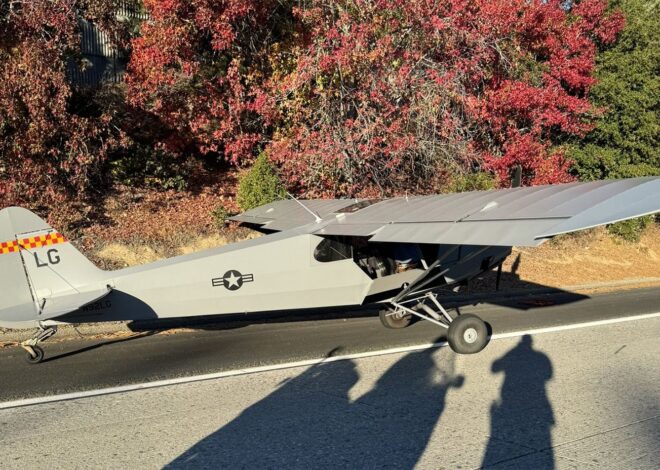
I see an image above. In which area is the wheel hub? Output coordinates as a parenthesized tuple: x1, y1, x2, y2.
(463, 327, 478, 344)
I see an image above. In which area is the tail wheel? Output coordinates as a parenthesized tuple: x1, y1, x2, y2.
(379, 308, 413, 329)
(24, 345, 45, 365)
(447, 314, 489, 354)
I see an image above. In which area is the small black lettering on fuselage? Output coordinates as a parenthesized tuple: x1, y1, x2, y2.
(81, 300, 112, 312)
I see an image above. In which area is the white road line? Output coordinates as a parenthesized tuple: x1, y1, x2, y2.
(1, 311, 659, 410)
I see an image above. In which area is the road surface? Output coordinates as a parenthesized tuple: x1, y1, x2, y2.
(0, 287, 659, 403)
(0, 289, 658, 468)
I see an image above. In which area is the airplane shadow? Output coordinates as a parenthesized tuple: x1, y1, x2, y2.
(481, 334, 555, 469)
(41, 331, 158, 363)
(166, 341, 463, 469)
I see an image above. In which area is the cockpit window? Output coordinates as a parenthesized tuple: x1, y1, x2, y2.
(314, 238, 352, 262)
(335, 199, 381, 214)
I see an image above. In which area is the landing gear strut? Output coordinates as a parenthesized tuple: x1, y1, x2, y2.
(379, 307, 413, 329)
(21, 324, 57, 365)
(388, 292, 490, 354)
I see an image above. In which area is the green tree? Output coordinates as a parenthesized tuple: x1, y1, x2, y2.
(570, 0, 659, 180)
(237, 153, 286, 211)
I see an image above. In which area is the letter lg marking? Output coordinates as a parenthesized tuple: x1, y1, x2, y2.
(34, 249, 61, 268)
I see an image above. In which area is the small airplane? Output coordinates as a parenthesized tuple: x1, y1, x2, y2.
(1, 176, 659, 363)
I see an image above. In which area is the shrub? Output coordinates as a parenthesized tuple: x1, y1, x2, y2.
(109, 144, 193, 191)
(607, 216, 651, 243)
(211, 205, 231, 228)
(449, 172, 497, 193)
(236, 153, 286, 211)
(570, 0, 659, 180)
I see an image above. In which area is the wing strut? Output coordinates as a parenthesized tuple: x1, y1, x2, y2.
(392, 246, 492, 302)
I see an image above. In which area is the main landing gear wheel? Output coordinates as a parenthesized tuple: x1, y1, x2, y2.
(447, 314, 489, 354)
(379, 308, 413, 329)
(24, 345, 45, 365)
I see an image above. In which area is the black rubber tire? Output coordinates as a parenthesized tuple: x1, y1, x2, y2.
(24, 345, 45, 365)
(447, 314, 489, 354)
(379, 308, 413, 329)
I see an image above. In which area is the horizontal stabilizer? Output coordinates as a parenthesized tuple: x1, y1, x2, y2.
(39, 286, 112, 321)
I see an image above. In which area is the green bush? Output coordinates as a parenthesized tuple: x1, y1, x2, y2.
(569, 0, 659, 180)
(607, 216, 651, 243)
(109, 144, 193, 191)
(211, 205, 230, 228)
(237, 153, 286, 211)
(448, 172, 497, 193)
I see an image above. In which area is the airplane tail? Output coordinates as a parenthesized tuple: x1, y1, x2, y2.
(0, 207, 109, 328)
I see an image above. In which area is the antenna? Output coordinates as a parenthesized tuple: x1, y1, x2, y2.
(287, 192, 322, 223)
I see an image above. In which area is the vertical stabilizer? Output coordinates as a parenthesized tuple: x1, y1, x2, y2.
(0, 207, 107, 326)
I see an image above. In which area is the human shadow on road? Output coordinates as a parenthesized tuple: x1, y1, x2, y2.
(167, 342, 463, 469)
(481, 335, 555, 469)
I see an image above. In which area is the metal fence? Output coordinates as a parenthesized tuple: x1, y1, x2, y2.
(67, 2, 148, 87)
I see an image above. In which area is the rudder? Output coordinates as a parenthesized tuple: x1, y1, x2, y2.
(0, 207, 107, 327)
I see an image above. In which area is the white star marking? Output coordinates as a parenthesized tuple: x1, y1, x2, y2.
(225, 272, 241, 288)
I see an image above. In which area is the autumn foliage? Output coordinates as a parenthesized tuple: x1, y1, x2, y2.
(126, 0, 280, 162)
(268, 0, 625, 194)
(0, 1, 130, 212)
(1, 0, 626, 217)
(128, 0, 624, 197)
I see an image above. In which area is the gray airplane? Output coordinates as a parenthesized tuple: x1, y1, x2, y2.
(1, 176, 659, 363)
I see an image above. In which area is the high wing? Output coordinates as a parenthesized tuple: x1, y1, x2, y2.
(230, 176, 660, 246)
(229, 199, 359, 231)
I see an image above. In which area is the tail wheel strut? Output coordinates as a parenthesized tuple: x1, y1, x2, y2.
(21, 324, 57, 365)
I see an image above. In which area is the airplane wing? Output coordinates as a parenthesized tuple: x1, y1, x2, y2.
(316, 176, 660, 246)
(228, 199, 359, 231)
(231, 176, 660, 246)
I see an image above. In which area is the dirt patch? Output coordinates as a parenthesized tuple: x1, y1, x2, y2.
(503, 225, 660, 288)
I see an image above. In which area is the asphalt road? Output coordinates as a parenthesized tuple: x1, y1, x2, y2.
(2, 309, 658, 469)
(0, 287, 659, 403)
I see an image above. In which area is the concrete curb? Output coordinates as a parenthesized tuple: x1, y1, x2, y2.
(1, 277, 659, 343)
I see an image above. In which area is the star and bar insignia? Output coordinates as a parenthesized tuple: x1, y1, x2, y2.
(212, 270, 254, 291)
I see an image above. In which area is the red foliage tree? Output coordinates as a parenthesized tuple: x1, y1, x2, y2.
(266, 0, 624, 196)
(0, 0, 127, 215)
(126, 0, 281, 164)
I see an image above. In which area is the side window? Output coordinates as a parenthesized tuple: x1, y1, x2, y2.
(314, 238, 352, 262)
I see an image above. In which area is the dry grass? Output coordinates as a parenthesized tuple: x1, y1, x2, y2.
(504, 225, 660, 287)
(96, 244, 163, 268)
(93, 228, 261, 269)
(178, 231, 261, 255)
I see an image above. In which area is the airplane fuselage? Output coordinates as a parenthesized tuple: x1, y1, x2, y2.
(6, 229, 509, 329)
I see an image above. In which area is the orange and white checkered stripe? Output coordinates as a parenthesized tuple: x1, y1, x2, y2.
(0, 232, 67, 255)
